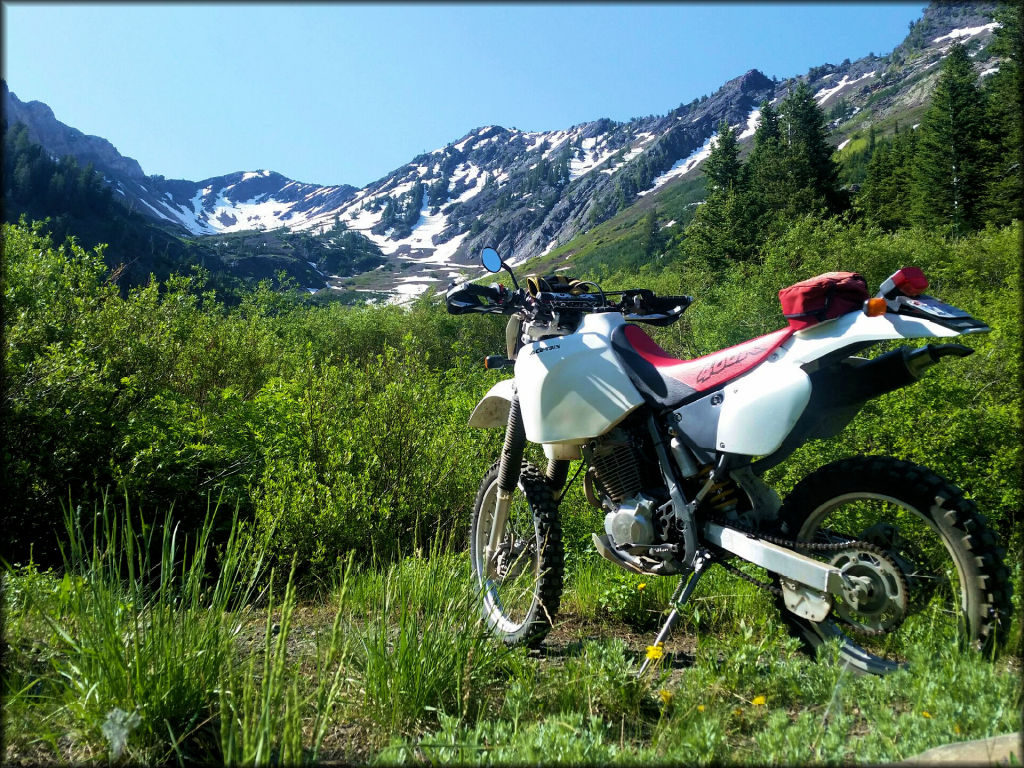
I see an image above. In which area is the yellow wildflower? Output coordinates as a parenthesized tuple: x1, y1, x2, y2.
(645, 644, 664, 661)
(658, 689, 674, 706)
(734, 707, 743, 716)
(922, 711, 932, 719)
(752, 695, 766, 706)
(697, 704, 706, 712)
(637, 582, 647, 591)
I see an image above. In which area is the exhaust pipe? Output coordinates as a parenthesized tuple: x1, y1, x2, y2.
(591, 533, 647, 575)
(833, 343, 973, 405)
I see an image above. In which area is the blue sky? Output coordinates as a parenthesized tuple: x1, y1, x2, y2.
(3, 3, 924, 188)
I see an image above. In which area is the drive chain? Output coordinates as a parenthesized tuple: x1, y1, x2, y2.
(707, 516, 908, 637)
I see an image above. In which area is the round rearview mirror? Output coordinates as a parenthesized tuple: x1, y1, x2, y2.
(481, 247, 503, 273)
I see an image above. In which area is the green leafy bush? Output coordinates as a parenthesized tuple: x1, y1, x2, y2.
(250, 349, 498, 580)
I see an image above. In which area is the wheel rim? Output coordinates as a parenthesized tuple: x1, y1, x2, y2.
(795, 491, 972, 665)
(473, 479, 543, 636)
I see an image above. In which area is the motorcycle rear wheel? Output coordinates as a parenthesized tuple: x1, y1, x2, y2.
(470, 461, 563, 647)
(775, 456, 1011, 675)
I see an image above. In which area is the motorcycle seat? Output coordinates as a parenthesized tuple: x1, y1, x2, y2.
(611, 324, 795, 409)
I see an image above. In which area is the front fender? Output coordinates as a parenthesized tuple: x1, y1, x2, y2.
(468, 378, 515, 428)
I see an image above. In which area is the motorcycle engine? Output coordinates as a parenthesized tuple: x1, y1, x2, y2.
(589, 430, 660, 553)
(588, 429, 643, 504)
(604, 494, 657, 553)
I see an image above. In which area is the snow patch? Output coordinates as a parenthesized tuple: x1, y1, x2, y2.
(932, 22, 998, 44)
(638, 133, 719, 196)
(138, 198, 169, 219)
(814, 71, 875, 106)
(837, 139, 851, 151)
(394, 282, 431, 296)
(737, 108, 761, 140)
(569, 134, 620, 180)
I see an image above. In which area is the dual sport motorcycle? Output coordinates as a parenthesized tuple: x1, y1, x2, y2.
(445, 248, 1011, 675)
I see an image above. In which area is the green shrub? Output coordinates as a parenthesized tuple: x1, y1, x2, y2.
(250, 349, 498, 581)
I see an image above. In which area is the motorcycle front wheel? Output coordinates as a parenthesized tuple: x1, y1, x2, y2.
(775, 456, 1012, 675)
(470, 461, 563, 647)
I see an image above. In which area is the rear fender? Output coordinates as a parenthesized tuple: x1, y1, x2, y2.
(468, 378, 515, 428)
(780, 310, 966, 366)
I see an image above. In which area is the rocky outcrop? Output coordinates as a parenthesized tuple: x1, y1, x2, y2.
(3, 81, 146, 181)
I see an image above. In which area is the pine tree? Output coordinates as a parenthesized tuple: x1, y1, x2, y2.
(912, 43, 986, 233)
(979, 2, 1023, 226)
(702, 120, 741, 194)
(639, 210, 663, 259)
(683, 185, 751, 265)
(686, 121, 756, 262)
(890, 130, 918, 226)
(754, 100, 781, 148)
(859, 139, 897, 226)
(780, 81, 843, 213)
(744, 101, 803, 239)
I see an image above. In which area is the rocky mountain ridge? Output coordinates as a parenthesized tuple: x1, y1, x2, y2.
(2, 1, 1004, 295)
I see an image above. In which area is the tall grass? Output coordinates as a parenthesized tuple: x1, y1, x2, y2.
(350, 541, 516, 737)
(79, 499, 261, 759)
(218, 556, 355, 765)
(6, 494, 266, 762)
(4, 497, 1018, 765)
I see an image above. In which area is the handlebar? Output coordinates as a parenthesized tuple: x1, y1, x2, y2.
(445, 279, 692, 325)
(444, 281, 510, 314)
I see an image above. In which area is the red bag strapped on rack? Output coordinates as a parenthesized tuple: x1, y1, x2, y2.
(778, 272, 869, 330)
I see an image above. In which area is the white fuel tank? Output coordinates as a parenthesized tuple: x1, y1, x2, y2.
(515, 313, 644, 444)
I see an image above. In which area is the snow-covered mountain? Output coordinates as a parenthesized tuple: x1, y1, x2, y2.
(3, 1, 1003, 296)
(148, 171, 357, 235)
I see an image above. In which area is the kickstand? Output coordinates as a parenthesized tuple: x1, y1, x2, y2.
(637, 548, 713, 677)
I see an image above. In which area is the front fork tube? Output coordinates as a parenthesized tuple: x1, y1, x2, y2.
(486, 394, 527, 569)
(545, 459, 570, 497)
(485, 490, 513, 573)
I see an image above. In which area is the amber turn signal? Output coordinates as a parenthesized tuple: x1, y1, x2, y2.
(864, 297, 888, 317)
(484, 355, 512, 369)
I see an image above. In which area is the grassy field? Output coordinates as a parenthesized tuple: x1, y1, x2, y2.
(4, 498, 1019, 766)
(3, 219, 1020, 764)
